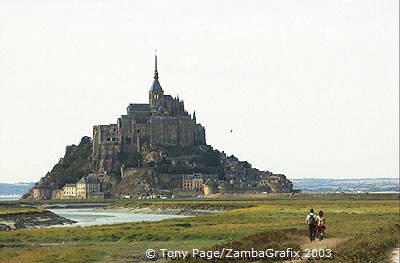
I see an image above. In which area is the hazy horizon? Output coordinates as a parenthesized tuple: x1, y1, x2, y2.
(0, 0, 398, 183)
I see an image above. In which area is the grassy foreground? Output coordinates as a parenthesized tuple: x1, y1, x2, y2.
(0, 195, 399, 263)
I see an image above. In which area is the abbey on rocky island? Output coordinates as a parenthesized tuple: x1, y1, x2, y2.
(24, 55, 295, 201)
(92, 55, 206, 173)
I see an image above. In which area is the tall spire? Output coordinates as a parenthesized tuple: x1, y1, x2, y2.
(154, 50, 158, 80)
(149, 51, 163, 93)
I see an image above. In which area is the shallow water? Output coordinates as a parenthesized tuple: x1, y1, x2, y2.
(48, 208, 187, 227)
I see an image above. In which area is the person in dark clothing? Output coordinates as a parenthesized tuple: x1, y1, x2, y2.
(305, 208, 317, 241)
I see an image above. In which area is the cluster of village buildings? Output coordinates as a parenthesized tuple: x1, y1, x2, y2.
(45, 152, 294, 200)
(173, 154, 294, 197)
(32, 167, 293, 200)
(50, 174, 106, 200)
(31, 152, 294, 200)
(177, 173, 275, 198)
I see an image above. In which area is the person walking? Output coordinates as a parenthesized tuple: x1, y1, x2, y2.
(316, 210, 326, 241)
(305, 208, 317, 242)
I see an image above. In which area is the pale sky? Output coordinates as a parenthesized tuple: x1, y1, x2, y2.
(0, 0, 398, 183)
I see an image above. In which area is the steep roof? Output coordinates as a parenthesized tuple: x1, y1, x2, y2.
(150, 78, 163, 92)
(128, 104, 150, 111)
(149, 54, 163, 93)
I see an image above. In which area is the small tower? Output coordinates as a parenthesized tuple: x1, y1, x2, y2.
(193, 111, 196, 123)
(149, 53, 164, 106)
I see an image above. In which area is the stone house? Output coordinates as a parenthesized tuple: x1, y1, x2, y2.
(61, 184, 77, 199)
(76, 177, 101, 199)
(182, 174, 204, 191)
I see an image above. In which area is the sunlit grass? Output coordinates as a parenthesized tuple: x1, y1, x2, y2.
(0, 195, 398, 263)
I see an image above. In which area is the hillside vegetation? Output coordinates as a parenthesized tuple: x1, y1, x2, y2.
(25, 136, 92, 196)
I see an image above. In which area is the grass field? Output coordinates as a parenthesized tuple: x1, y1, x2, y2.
(0, 194, 399, 263)
(0, 207, 43, 215)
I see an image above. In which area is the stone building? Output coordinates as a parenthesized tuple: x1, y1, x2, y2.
(61, 184, 77, 199)
(76, 177, 101, 199)
(57, 176, 102, 200)
(182, 174, 204, 191)
(92, 55, 206, 173)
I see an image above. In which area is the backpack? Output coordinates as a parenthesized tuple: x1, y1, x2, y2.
(308, 215, 316, 226)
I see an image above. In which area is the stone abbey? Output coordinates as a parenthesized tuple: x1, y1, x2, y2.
(24, 54, 295, 200)
(92, 55, 206, 173)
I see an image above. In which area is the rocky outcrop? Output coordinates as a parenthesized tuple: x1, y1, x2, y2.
(0, 210, 75, 230)
(110, 168, 158, 197)
(141, 145, 167, 164)
(262, 174, 293, 193)
(111, 168, 186, 197)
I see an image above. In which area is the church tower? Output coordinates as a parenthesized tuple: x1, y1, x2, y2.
(149, 54, 164, 107)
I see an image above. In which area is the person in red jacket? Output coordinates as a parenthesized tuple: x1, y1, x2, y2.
(316, 210, 326, 241)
